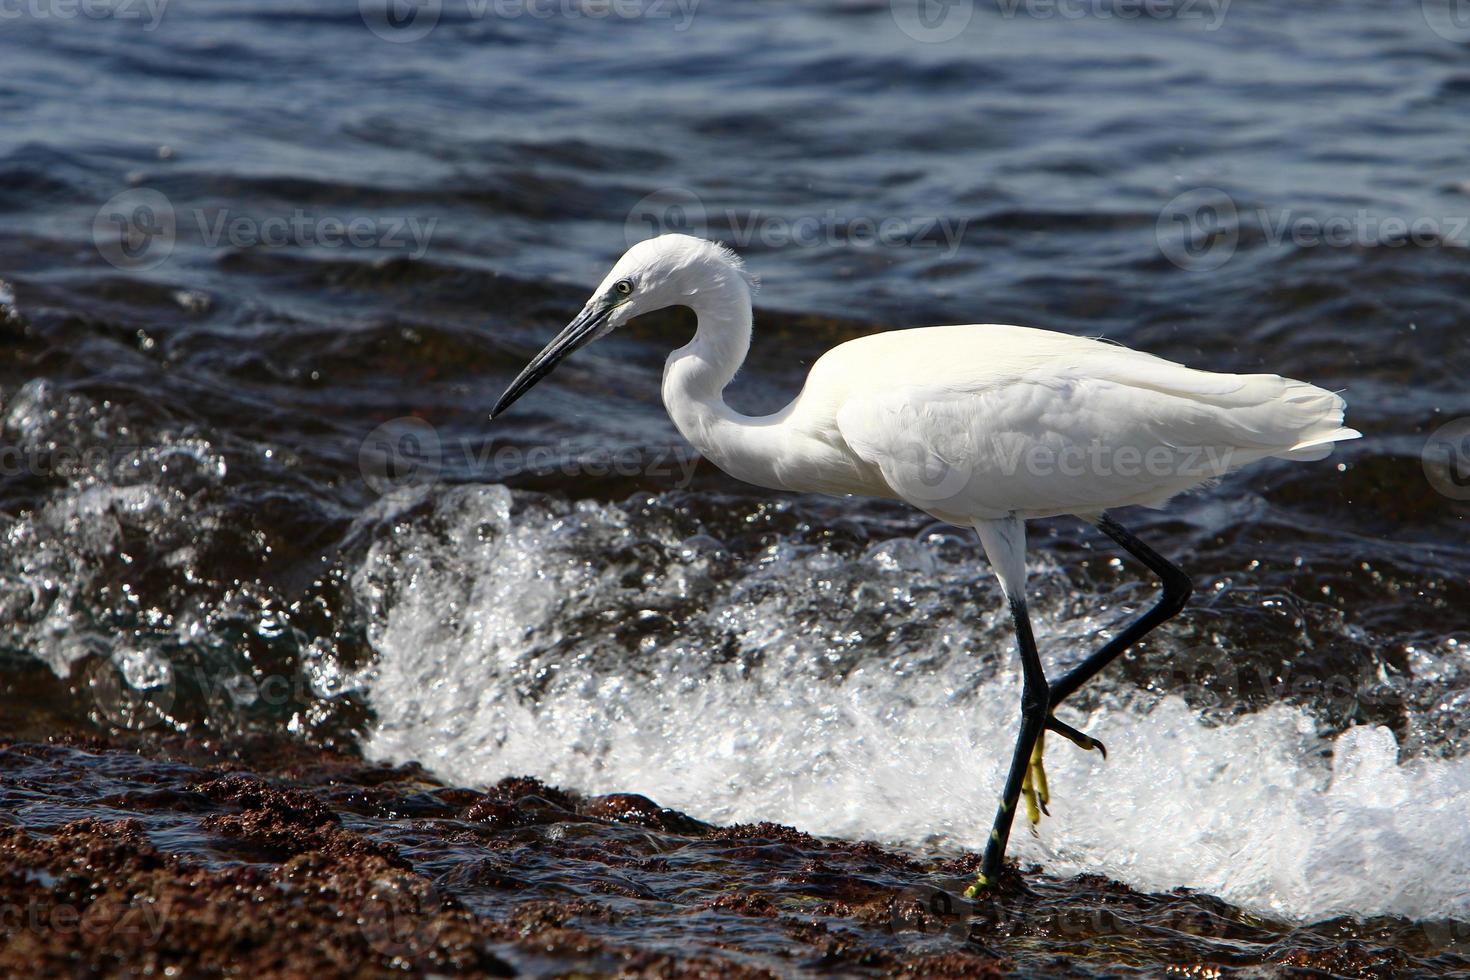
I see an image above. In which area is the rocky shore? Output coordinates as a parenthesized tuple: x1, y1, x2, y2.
(1, 734, 1458, 978)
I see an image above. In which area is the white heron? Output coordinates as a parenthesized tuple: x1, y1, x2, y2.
(491, 234, 1360, 892)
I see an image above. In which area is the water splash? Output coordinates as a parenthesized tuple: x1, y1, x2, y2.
(356, 484, 1470, 924)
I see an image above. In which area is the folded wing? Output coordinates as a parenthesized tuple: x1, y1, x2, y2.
(830, 330, 1358, 521)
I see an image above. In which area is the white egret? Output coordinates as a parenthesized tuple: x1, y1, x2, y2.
(491, 234, 1360, 892)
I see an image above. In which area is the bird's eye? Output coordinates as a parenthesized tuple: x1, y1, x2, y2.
(614, 279, 633, 295)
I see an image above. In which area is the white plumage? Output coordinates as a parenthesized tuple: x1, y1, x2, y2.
(491, 233, 1360, 888)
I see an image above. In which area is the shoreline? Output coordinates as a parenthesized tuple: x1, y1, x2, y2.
(1, 734, 1455, 978)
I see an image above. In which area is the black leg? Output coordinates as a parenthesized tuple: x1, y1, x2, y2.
(974, 596, 1050, 890)
(1048, 514, 1193, 707)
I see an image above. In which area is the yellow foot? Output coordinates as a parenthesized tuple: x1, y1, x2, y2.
(1021, 731, 1050, 826)
(963, 872, 995, 898)
(1022, 719, 1107, 827)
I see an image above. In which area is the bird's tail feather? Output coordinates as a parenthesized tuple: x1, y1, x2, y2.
(1275, 428, 1362, 460)
(1268, 383, 1361, 460)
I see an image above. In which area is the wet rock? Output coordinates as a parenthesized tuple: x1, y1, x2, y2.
(459, 797, 515, 827)
(700, 892, 779, 917)
(194, 772, 338, 827)
(583, 792, 712, 834)
(0, 736, 1462, 978)
(0, 817, 512, 979)
(486, 774, 577, 811)
(201, 809, 407, 868)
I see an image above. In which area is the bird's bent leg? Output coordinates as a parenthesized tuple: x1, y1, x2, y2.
(972, 595, 1049, 894)
(970, 517, 1049, 895)
(1048, 513, 1194, 709)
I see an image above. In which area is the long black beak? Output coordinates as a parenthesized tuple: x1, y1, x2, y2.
(491, 301, 614, 419)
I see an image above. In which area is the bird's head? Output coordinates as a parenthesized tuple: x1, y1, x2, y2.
(491, 234, 752, 418)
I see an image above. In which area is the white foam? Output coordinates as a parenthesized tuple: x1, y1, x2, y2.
(356, 485, 1470, 924)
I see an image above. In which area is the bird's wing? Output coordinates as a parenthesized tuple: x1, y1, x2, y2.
(832, 352, 1354, 521)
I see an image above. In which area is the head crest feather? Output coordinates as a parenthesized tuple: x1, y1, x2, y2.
(703, 239, 758, 294)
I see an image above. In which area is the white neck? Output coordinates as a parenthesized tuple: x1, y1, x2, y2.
(661, 275, 754, 412)
(660, 276, 791, 490)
